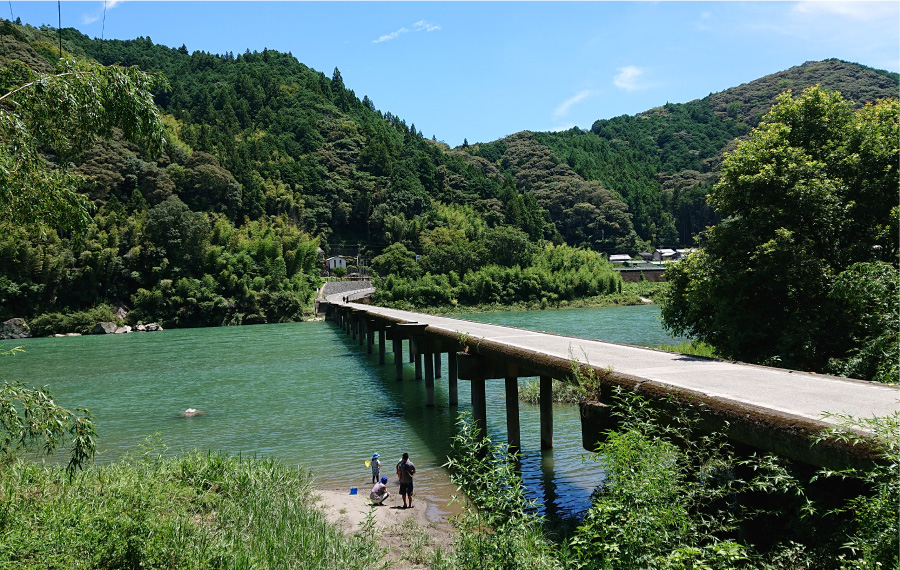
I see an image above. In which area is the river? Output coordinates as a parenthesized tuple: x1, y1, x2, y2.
(1, 304, 682, 519)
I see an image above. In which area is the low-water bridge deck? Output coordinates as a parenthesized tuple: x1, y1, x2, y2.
(321, 290, 899, 471)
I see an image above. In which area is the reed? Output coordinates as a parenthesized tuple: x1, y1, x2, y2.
(0, 449, 374, 569)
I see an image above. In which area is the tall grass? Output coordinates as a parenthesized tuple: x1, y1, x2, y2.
(0, 448, 375, 569)
(654, 340, 719, 358)
(518, 378, 584, 404)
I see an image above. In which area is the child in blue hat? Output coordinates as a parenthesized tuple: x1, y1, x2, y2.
(370, 452, 381, 484)
(370, 475, 390, 505)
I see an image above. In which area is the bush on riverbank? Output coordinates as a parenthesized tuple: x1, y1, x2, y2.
(443, 391, 899, 570)
(0, 449, 375, 569)
(372, 244, 622, 310)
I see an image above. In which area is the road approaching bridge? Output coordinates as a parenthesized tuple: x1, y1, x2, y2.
(321, 289, 898, 471)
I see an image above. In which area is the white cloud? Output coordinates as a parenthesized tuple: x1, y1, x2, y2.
(413, 20, 441, 32)
(81, 1, 125, 27)
(373, 20, 440, 43)
(613, 66, 647, 91)
(553, 90, 593, 119)
(374, 28, 409, 43)
(792, 1, 893, 20)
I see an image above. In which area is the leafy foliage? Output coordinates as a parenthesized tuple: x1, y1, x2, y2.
(0, 378, 95, 477)
(0, 58, 168, 232)
(372, 243, 622, 309)
(442, 413, 563, 570)
(660, 87, 899, 381)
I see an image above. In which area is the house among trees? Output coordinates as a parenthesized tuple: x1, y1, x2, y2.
(608, 254, 633, 264)
(326, 256, 347, 270)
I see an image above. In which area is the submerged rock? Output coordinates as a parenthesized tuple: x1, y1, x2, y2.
(179, 408, 206, 418)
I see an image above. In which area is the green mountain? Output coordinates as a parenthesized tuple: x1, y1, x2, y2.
(1, 19, 897, 327)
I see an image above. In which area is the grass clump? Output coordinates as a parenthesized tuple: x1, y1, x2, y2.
(0, 446, 375, 569)
(654, 340, 720, 358)
(518, 377, 584, 404)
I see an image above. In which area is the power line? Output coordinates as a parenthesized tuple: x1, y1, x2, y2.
(100, 0, 106, 58)
(8, 1, 13, 22)
(57, 1, 61, 58)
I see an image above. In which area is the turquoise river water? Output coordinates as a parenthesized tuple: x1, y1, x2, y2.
(1, 304, 683, 519)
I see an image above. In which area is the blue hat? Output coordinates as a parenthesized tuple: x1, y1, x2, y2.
(372, 452, 379, 459)
(380, 476, 388, 484)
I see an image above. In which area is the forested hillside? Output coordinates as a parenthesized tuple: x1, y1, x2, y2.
(1, 18, 897, 329)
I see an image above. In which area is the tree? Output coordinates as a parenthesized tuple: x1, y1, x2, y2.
(660, 87, 899, 380)
(0, 347, 96, 476)
(0, 59, 168, 232)
(371, 242, 419, 279)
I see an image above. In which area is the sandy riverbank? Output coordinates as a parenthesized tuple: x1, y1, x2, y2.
(313, 486, 457, 569)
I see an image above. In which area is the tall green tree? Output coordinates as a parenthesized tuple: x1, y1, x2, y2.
(0, 59, 168, 232)
(660, 87, 899, 380)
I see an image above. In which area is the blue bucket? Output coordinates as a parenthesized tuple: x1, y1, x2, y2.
(350, 487, 358, 495)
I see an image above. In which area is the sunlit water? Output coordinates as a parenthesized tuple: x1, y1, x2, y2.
(2, 304, 683, 519)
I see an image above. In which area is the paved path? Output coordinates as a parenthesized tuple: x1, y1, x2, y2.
(326, 291, 899, 430)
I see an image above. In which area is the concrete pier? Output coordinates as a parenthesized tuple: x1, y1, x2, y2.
(540, 376, 553, 449)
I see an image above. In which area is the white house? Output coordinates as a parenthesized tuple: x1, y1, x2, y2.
(608, 254, 633, 264)
(326, 256, 347, 270)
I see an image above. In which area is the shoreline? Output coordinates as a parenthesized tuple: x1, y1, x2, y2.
(313, 485, 457, 569)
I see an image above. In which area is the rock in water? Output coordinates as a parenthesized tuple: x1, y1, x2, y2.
(179, 408, 206, 418)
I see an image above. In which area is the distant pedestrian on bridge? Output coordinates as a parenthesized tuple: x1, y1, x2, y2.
(396, 452, 416, 508)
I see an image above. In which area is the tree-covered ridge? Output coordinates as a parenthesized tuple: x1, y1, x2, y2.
(524, 59, 899, 246)
(1, 19, 897, 332)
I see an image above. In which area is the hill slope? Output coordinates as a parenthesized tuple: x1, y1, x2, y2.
(0, 19, 896, 326)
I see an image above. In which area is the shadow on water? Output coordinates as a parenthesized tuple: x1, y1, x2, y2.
(328, 322, 604, 519)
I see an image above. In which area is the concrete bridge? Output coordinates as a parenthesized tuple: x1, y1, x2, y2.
(320, 289, 899, 471)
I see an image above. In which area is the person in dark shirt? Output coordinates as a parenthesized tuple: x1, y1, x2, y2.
(395, 452, 416, 508)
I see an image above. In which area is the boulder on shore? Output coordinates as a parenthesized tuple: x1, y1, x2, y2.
(0, 318, 31, 340)
(92, 322, 118, 335)
(115, 325, 132, 334)
(136, 322, 164, 332)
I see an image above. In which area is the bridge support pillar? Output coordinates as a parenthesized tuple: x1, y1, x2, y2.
(506, 376, 520, 454)
(358, 317, 365, 347)
(424, 348, 435, 407)
(393, 338, 403, 380)
(378, 330, 386, 364)
(409, 340, 415, 363)
(366, 322, 374, 354)
(351, 315, 357, 339)
(413, 338, 423, 380)
(471, 379, 487, 439)
(434, 353, 441, 378)
(448, 352, 458, 406)
(540, 376, 553, 449)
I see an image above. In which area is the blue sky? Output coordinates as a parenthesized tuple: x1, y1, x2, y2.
(9, 1, 900, 147)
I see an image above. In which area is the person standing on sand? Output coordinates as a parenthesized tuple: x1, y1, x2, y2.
(370, 452, 381, 484)
(396, 452, 416, 508)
